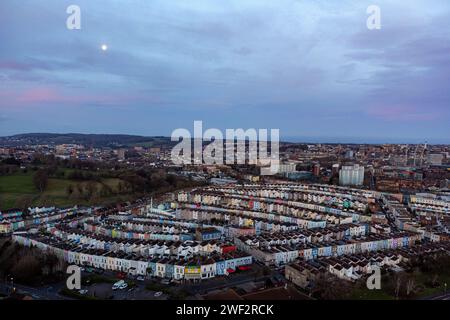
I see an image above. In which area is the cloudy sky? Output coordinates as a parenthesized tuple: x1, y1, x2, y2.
(0, 0, 449, 143)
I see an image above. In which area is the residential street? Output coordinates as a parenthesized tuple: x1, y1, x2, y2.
(0, 281, 69, 300)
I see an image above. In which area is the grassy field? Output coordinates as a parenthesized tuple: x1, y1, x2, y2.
(350, 287, 394, 300)
(0, 172, 38, 209)
(0, 171, 131, 210)
(350, 271, 450, 300)
(0, 172, 37, 193)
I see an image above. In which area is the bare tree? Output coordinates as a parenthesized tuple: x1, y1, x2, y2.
(85, 181, 97, 200)
(312, 273, 352, 300)
(15, 195, 34, 212)
(33, 169, 49, 192)
(65, 184, 74, 197)
(405, 277, 416, 297)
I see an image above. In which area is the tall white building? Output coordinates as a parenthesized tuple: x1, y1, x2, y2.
(339, 164, 364, 186)
(278, 163, 297, 174)
(427, 153, 444, 166)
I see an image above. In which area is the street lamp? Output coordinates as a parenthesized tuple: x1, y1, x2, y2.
(10, 277, 14, 294)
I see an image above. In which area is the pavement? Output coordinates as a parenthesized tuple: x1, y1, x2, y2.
(421, 292, 450, 300)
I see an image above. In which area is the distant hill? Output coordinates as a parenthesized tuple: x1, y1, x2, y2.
(0, 133, 174, 148)
(0, 133, 295, 148)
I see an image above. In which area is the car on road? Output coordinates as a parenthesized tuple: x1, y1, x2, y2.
(161, 279, 171, 285)
(154, 291, 163, 297)
(116, 272, 126, 279)
(119, 283, 128, 290)
(78, 289, 88, 295)
(136, 276, 145, 281)
(112, 280, 128, 290)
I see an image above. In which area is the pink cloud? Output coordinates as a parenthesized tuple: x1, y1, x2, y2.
(17, 87, 60, 103)
(366, 105, 438, 122)
(0, 87, 141, 107)
(0, 61, 32, 71)
(0, 86, 162, 112)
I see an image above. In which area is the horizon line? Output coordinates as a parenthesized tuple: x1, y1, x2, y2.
(1, 132, 449, 145)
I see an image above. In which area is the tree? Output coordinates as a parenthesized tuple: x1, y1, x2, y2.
(11, 253, 41, 284)
(312, 273, 352, 300)
(66, 184, 74, 197)
(394, 276, 401, 299)
(76, 183, 84, 198)
(430, 274, 439, 287)
(1, 157, 20, 166)
(42, 253, 59, 275)
(15, 195, 34, 212)
(33, 169, 49, 192)
(85, 181, 97, 200)
(98, 184, 112, 197)
(39, 195, 52, 207)
(385, 272, 418, 299)
(405, 277, 416, 297)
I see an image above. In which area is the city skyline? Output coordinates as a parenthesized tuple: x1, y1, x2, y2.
(1, 0, 450, 143)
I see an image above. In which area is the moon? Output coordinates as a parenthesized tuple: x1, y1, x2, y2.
(101, 44, 108, 51)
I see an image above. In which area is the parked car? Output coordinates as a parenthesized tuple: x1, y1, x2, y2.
(136, 276, 145, 282)
(78, 289, 88, 295)
(154, 291, 163, 297)
(112, 280, 125, 290)
(118, 283, 128, 290)
(116, 272, 126, 279)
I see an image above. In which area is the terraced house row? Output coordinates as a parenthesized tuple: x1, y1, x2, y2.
(49, 224, 236, 259)
(408, 195, 450, 234)
(234, 229, 423, 266)
(83, 220, 195, 241)
(175, 190, 370, 229)
(285, 242, 450, 288)
(176, 193, 341, 227)
(205, 184, 373, 212)
(106, 217, 194, 234)
(12, 233, 252, 280)
(382, 194, 450, 241)
(175, 205, 301, 234)
(0, 206, 83, 233)
(178, 190, 363, 219)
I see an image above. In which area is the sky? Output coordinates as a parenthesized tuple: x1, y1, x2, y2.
(0, 0, 449, 143)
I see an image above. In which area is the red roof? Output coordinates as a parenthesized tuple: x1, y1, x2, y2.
(221, 245, 236, 254)
(238, 266, 251, 271)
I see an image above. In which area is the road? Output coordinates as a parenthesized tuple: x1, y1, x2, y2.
(179, 266, 280, 295)
(0, 281, 69, 300)
(421, 292, 450, 300)
(0, 265, 278, 300)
